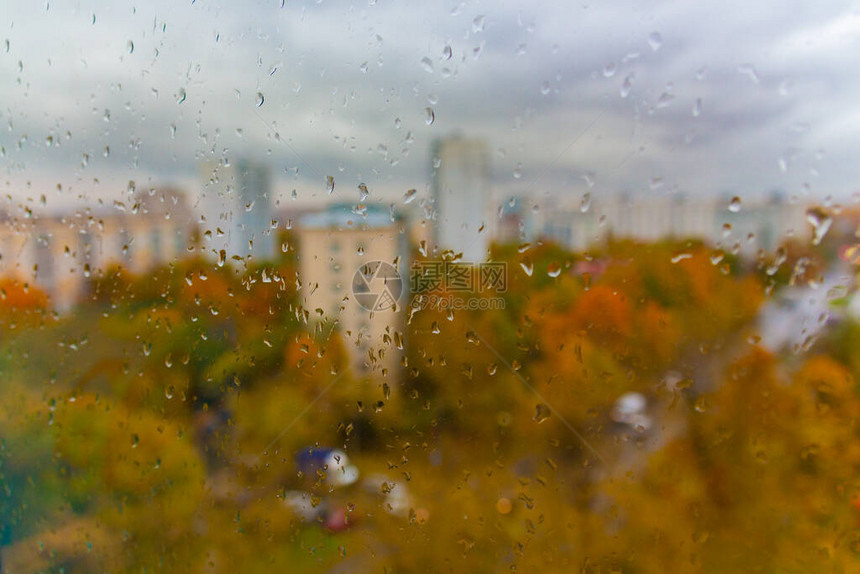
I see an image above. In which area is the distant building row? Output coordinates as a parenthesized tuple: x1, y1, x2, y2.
(0, 188, 193, 310)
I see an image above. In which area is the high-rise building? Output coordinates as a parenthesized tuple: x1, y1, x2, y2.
(200, 159, 274, 262)
(431, 137, 491, 262)
(297, 203, 406, 380)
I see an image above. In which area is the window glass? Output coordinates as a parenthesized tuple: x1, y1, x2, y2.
(2, 1, 860, 572)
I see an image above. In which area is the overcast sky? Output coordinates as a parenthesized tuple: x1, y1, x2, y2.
(1, 0, 859, 220)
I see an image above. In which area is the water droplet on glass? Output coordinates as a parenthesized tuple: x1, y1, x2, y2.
(177, 88, 187, 104)
(472, 15, 485, 33)
(442, 45, 452, 60)
(547, 262, 561, 278)
(127, 40, 134, 54)
(131, 433, 139, 448)
(728, 196, 742, 213)
(420, 57, 434, 73)
(540, 81, 551, 95)
(603, 62, 617, 77)
(424, 107, 435, 125)
(656, 91, 675, 109)
(256, 92, 264, 107)
(513, 163, 522, 179)
(647, 32, 663, 51)
(737, 63, 760, 84)
(217, 249, 226, 267)
(358, 183, 369, 201)
(326, 175, 335, 195)
(520, 257, 534, 277)
(580, 193, 591, 213)
(620, 73, 635, 98)
(403, 188, 417, 204)
(806, 207, 833, 246)
(533, 404, 551, 424)
(692, 98, 703, 117)
(394, 117, 401, 129)
(710, 250, 725, 266)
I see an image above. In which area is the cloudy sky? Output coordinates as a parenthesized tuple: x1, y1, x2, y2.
(1, 0, 859, 220)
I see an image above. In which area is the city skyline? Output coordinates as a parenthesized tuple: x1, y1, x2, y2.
(3, 1, 860, 217)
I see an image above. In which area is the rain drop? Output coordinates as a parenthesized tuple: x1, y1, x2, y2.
(533, 404, 551, 424)
(326, 175, 335, 195)
(580, 193, 591, 213)
(693, 98, 703, 117)
(256, 92, 264, 107)
(176, 88, 187, 104)
(358, 183, 369, 201)
(728, 196, 742, 213)
(656, 91, 675, 109)
(403, 188, 417, 204)
(420, 57, 434, 73)
(806, 207, 833, 246)
(424, 107, 435, 125)
(472, 15, 485, 33)
(647, 32, 663, 51)
(520, 257, 534, 277)
(127, 40, 134, 54)
(547, 262, 562, 278)
(620, 73, 635, 98)
(737, 63, 760, 84)
(603, 62, 617, 77)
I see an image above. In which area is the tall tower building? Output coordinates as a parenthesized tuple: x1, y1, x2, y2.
(200, 159, 274, 263)
(431, 137, 491, 262)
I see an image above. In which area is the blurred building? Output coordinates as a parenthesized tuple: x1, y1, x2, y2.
(502, 192, 808, 254)
(431, 136, 491, 262)
(200, 159, 275, 262)
(296, 203, 407, 380)
(0, 187, 193, 311)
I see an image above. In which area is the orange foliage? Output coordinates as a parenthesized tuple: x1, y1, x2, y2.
(0, 278, 48, 310)
(569, 284, 634, 342)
